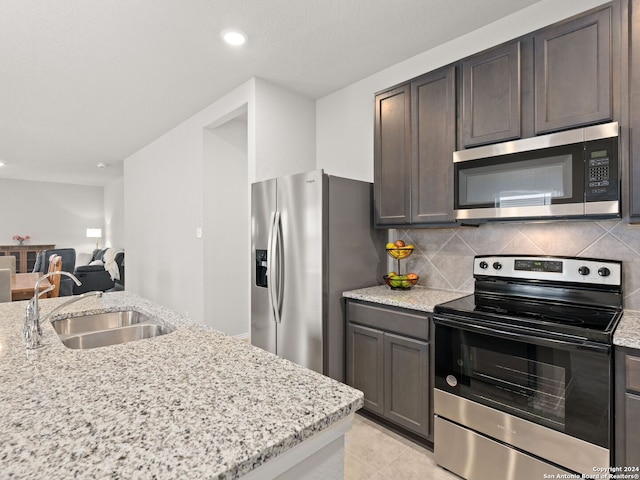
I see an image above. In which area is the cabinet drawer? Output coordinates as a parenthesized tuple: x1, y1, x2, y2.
(626, 354, 640, 392)
(347, 300, 429, 340)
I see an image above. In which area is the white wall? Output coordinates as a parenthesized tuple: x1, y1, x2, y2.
(104, 177, 125, 249)
(254, 80, 316, 181)
(124, 102, 208, 321)
(316, 0, 610, 181)
(0, 178, 104, 255)
(124, 78, 316, 330)
(203, 115, 249, 335)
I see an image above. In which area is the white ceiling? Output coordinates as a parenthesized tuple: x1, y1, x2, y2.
(0, 0, 541, 186)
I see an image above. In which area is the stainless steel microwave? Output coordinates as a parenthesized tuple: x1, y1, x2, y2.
(453, 122, 620, 221)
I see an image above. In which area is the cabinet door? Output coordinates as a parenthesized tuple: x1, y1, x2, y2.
(630, 0, 640, 220)
(11, 252, 22, 273)
(383, 332, 429, 437)
(26, 249, 39, 273)
(462, 42, 521, 147)
(346, 323, 384, 415)
(625, 393, 640, 467)
(411, 65, 457, 224)
(374, 84, 411, 226)
(534, 7, 612, 134)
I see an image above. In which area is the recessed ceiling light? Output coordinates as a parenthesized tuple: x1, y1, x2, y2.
(0, 161, 4, 167)
(97, 163, 108, 168)
(221, 29, 247, 46)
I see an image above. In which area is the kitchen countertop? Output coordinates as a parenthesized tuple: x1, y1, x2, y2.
(344, 285, 640, 350)
(614, 309, 640, 350)
(0, 292, 363, 479)
(343, 284, 467, 312)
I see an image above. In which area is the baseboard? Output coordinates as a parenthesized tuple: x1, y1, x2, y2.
(234, 332, 249, 342)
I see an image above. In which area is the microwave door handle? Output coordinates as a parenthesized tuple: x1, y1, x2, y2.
(434, 316, 610, 353)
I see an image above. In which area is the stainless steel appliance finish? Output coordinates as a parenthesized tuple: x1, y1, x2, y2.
(453, 122, 618, 162)
(434, 255, 623, 479)
(473, 255, 622, 286)
(453, 122, 620, 221)
(434, 417, 574, 480)
(434, 390, 608, 477)
(251, 170, 385, 381)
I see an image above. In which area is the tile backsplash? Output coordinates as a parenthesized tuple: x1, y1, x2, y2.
(394, 220, 640, 310)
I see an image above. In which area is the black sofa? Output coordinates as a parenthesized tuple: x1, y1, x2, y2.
(73, 248, 125, 294)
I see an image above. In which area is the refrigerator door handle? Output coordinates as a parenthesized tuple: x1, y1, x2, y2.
(266, 211, 279, 324)
(274, 211, 284, 323)
(267, 211, 282, 325)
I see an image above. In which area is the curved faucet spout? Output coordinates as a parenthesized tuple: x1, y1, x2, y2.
(35, 271, 82, 293)
(23, 271, 93, 350)
(31, 271, 82, 326)
(40, 291, 103, 325)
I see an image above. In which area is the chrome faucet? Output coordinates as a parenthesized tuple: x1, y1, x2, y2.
(23, 271, 103, 349)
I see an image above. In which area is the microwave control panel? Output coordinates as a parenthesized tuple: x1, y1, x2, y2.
(585, 137, 618, 202)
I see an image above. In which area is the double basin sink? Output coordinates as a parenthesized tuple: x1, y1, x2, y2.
(52, 310, 175, 350)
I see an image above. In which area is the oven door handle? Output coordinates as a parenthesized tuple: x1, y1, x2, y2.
(434, 316, 610, 353)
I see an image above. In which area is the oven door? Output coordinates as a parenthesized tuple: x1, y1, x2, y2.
(434, 316, 612, 450)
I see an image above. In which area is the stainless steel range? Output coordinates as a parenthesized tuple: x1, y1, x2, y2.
(433, 255, 623, 480)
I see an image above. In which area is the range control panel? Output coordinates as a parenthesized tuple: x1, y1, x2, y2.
(474, 255, 621, 286)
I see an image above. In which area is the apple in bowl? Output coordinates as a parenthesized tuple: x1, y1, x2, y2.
(383, 272, 419, 290)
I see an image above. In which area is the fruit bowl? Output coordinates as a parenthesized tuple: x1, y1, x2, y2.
(383, 274, 419, 290)
(386, 246, 414, 260)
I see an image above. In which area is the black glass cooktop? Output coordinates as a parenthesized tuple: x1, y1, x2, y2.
(434, 293, 622, 344)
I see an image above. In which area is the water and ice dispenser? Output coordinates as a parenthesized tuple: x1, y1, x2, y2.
(255, 249, 268, 287)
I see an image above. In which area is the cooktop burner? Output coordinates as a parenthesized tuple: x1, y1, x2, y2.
(436, 293, 621, 343)
(434, 255, 623, 344)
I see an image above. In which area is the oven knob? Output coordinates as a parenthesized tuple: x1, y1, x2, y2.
(578, 266, 590, 276)
(492, 262, 502, 270)
(598, 267, 611, 277)
(479, 261, 488, 269)
(446, 375, 458, 387)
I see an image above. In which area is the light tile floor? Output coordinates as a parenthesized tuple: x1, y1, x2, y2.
(344, 413, 460, 480)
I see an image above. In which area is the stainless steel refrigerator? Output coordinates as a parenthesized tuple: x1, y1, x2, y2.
(251, 170, 386, 382)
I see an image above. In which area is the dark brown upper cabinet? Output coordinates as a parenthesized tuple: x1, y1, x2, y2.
(373, 2, 625, 227)
(373, 84, 411, 226)
(462, 42, 522, 147)
(534, 7, 613, 134)
(374, 65, 457, 227)
(411, 65, 457, 224)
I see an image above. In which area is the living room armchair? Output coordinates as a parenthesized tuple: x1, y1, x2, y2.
(73, 248, 124, 294)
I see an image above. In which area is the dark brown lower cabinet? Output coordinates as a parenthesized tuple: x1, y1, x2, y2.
(615, 347, 640, 467)
(383, 332, 429, 436)
(347, 323, 384, 415)
(346, 300, 431, 440)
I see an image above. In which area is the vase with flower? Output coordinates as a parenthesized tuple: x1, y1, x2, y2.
(13, 235, 30, 245)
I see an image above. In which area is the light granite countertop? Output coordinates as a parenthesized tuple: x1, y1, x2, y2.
(343, 284, 468, 313)
(614, 309, 640, 350)
(0, 292, 363, 479)
(344, 285, 640, 350)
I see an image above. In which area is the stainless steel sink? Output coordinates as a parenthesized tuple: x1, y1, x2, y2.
(51, 310, 175, 350)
